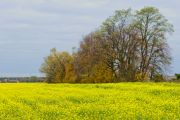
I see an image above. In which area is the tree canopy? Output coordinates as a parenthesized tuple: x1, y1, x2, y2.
(40, 7, 173, 83)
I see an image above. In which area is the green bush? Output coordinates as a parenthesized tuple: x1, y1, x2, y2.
(175, 74, 180, 79)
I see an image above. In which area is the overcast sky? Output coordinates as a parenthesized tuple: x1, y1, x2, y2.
(0, 0, 179, 77)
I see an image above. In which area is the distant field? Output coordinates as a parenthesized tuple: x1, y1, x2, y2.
(0, 83, 179, 120)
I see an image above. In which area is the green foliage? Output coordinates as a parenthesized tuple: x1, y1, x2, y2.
(0, 83, 179, 119)
(175, 74, 180, 79)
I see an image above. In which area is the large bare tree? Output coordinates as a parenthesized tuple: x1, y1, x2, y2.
(135, 7, 173, 80)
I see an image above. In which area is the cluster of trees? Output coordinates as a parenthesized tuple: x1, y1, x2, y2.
(40, 7, 173, 83)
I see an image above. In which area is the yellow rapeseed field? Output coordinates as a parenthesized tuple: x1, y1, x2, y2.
(0, 83, 179, 120)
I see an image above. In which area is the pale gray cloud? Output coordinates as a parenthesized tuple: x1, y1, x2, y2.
(0, 0, 179, 76)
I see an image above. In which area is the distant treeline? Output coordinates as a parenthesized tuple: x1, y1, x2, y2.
(40, 7, 174, 83)
(0, 76, 45, 83)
